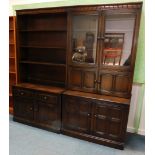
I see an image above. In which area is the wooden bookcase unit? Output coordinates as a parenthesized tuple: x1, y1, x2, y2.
(13, 2, 142, 150)
(9, 16, 17, 114)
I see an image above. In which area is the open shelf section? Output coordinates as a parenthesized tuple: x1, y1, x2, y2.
(18, 13, 67, 31)
(20, 47, 66, 64)
(19, 31, 67, 47)
(19, 63, 66, 87)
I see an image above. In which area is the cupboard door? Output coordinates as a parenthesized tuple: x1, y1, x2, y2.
(92, 102, 109, 138)
(101, 13, 136, 67)
(35, 93, 61, 131)
(82, 69, 97, 92)
(114, 72, 131, 96)
(68, 67, 98, 93)
(13, 88, 34, 121)
(92, 101, 129, 141)
(62, 95, 91, 134)
(99, 71, 113, 94)
(98, 71, 131, 98)
(70, 13, 99, 65)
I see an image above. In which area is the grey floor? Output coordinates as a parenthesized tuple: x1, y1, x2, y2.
(9, 115, 145, 155)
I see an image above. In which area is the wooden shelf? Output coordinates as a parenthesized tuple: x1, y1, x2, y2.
(9, 42, 15, 45)
(9, 93, 13, 97)
(9, 71, 16, 74)
(20, 60, 66, 67)
(20, 45, 66, 49)
(19, 29, 67, 32)
(9, 56, 15, 59)
(9, 107, 13, 114)
(16, 83, 66, 94)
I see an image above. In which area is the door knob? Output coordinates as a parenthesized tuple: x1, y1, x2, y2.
(29, 107, 33, 111)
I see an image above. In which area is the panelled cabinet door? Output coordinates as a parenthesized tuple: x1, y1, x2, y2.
(92, 101, 129, 141)
(68, 67, 82, 90)
(99, 71, 113, 94)
(35, 93, 61, 130)
(98, 70, 131, 97)
(114, 72, 131, 97)
(82, 69, 97, 92)
(13, 88, 34, 121)
(62, 95, 91, 134)
(68, 67, 98, 93)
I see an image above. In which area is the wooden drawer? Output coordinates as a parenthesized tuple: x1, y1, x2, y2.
(13, 87, 34, 98)
(36, 92, 58, 104)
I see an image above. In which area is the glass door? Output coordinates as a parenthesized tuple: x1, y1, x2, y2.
(101, 13, 136, 67)
(71, 14, 98, 65)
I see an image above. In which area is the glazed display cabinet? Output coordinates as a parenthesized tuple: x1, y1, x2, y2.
(12, 2, 142, 149)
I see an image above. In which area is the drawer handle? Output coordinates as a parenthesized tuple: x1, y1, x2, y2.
(94, 114, 97, 117)
(43, 96, 47, 100)
(29, 107, 33, 111)
(87, 113, 91, 117)
(20, 92, 24, 95)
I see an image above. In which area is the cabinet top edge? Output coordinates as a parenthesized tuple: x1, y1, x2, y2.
(63, 90, 130, 105)
(16, 2, 143, 15)
(13, 83, 66, 94)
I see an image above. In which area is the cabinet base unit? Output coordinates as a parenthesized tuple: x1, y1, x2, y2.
(12, 83, 65, 132)
(62, 90, 130, 149)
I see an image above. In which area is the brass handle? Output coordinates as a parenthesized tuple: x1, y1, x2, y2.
(20, 92, 24, 95)
(94, 114, 97, 117)
(43, 96, 47, 100)
(29, 107, 33, 111)
(87, 113, 91, 117)
(94, 80, 97, 83)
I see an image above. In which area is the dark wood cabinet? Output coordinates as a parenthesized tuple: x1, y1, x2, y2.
(12, 2, 142, 150)
(62, 90, 130, 149)
(13, 84, 64, 132)
(67, 4, 142, 98)
(62, 91, 129, 148)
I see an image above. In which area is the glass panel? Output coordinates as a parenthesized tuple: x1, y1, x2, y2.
(72, 15, 98, 64)
(103, 14, 135, 66)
